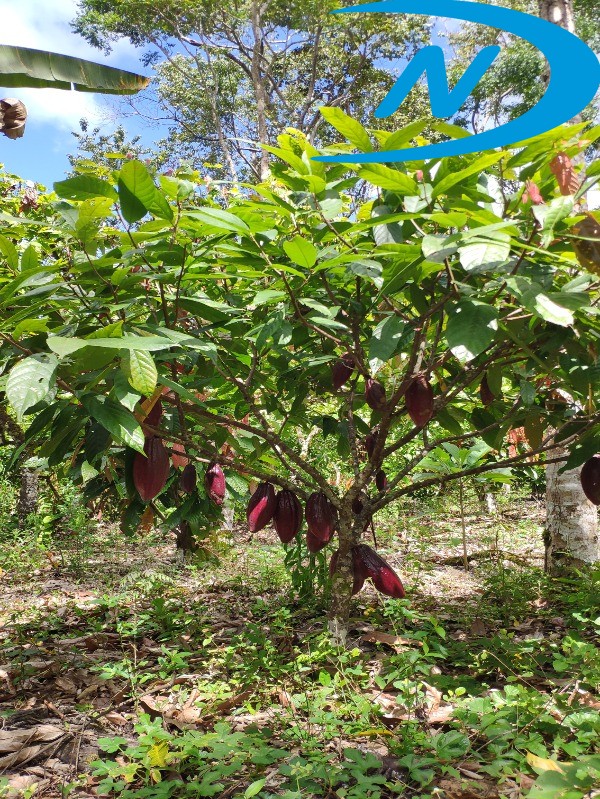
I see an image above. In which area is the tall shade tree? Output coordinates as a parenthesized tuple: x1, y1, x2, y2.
(72, 0, 430, 180)
(537, 0, 599, 572)
(1, 116, 599, 639)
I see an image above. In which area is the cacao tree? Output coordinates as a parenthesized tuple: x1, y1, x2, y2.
(0, 116, 599, 640)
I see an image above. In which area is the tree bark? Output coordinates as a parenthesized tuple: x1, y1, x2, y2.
(539, 0, 597, 572)
(545, 448, 599, 572)
(18, 467, 39, 526)
(328, 513, 358, 645)
(250, 1, 270, 180)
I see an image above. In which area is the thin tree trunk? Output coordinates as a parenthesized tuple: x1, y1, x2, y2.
(250, 1, 270, 180)
(18, 467, 39, 526)
(545, 448, 599, 572)
(328, 512, 357, 645)
(539, 0, 597, 572)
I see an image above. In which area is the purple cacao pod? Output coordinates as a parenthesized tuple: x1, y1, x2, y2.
(247, 481, 276, 532)
(180, 463, 197, 494)
(331, 353, 354, 390)
(365, 378, 386, 411)
(581, 455, 600, 505)
(273, 489, 303, 543)
(406, 375, 434, 427)
(375, 470, 388, 492)
(305, 491, 337, 542)
(205, 462, 226, 505)
(354, 544, 405, 599)
(480, 374, 495, 407)
(133, 436, 170, 502)
(306, 530, 329, 553)
(365, 431, 378, 459)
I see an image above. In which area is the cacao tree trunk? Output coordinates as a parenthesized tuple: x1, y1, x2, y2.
(545, 448, 599, 573)
(18, 467, 39, 526)
(539, 0, 597, 571)
(328, 514, 356, 645)
(175, 520, 197, 555)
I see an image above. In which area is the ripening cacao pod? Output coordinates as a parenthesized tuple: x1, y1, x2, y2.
(406, 375, 434, 427)
(133, 436, 170, 502)
(205, 462, 226, 505)
(144, 399, 163, 429)
(375, 470, 388, 492)
(247, 481, 276, 531)
(171, 441, 189, 469)
(273, 489, 303, 543)
(580, 455, 600, 505)
(305, 491, 337, 542)
(365, 431, 378, 459)
(365, 378, 386, 411)
(352, 495, 363, 514)
(180, 463, 197, 494)
(480, 374, 494, 407)
(306, 530, 329, 553)
(331, 353, 354, 390)
(354, 544, 405, 598)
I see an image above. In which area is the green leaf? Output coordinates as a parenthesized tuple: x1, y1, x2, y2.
(283, 235, 318, 268)
(6, 353, 58, 421)
(446, 301, 498, 362)
(532, 196, 574, 247)
(20, 245, 39, 271)
(122, 349, 157, 396)
(0, 44, 149, 94)
(81, 395, 145, 453)
(357, 164, 418, 195)
(54, 175, 117, 202)
(380, 119, 429, 150)
(118, 160, 173, 223)
(432, 152, 505, 198)
(47, 334, 174, 356)
(368, 316, 405, 372)
(185, 207, 249, 234)
(459, 231, 511, 272)
(0, 235, 18, 271)
(320, 107, 372, 152)
(244, 778, 266, 799)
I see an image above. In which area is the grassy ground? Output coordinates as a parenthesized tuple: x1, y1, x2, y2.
(0, 482, 599, 799)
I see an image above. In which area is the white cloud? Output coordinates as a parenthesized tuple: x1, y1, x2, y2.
(0, 0, 141, 129)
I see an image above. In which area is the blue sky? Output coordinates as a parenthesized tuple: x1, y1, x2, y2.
(0, 2, 463, 190)
(0, 0, 160, 189)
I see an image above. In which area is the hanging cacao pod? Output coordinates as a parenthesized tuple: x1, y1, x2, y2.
(180, 463, 197, 494)
(365, 378, 387, 411)
(306, 530, 329, 553)
(580, 455, 600, 505)
(171, 441, 189, 469)
(352, 495, 363, 514)
(364, 430, 379, 459)
(375, 470, 388, 492)
(273, 489, 303, 543)
(354, 544, 405, 598)
(133, 436, 170, 502)
(480, 374, 494, 407)
(144, 399, 163, 429)
(305, 491, 337, 542)
(247, 481, 276, 531)
(331, 353, 354, 390)
(205, 462, 226, 505)
(406, 375, 434, 427)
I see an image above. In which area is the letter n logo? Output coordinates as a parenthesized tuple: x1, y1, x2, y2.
(375, 45, 501, 118)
